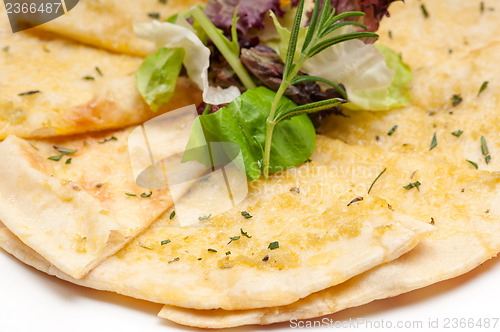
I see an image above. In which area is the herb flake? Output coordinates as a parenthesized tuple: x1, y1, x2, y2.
(241, 211, 252, 219)
(451, 130, 463, 137)
(169, 211, 176, 220)
(478, 81, 489, 96)
(347, 197, 364, 207)
(420, 4, 429, 18)
(161, 239, 171, 245)
(95, 66, 103, 76)
(430, 133, 437, 151)
(18, 90, 41, 96)
(268, 241, 279, 250)
(240, 228, 252, 238)
(141, 191, 153, 198)
(481, 136, 491, 164)
(368, 168, 387, 195)
(228, 236, 240, 245)
(48, 155, 63, 161)
(126, 193, 137, 197)
(387, 125, 398, 136)
(53, 146, 77, 155)
(65, 158, 72, 165)
(467, 160, 478, 169)
(148, 12, 160, 19)
(198, 214, 211, 221)
(98, 136, 117, 144)
(452, 94, 463, 107)
(481, 136, 489, 155)
(208, 248, 217, 253)
(403, 181, 421, 191)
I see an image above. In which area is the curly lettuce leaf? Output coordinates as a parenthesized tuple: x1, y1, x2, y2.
(342, 44, 412, 110)
(134, 20, 240, 105)
(136, 47, 185, 111)
(184, 86, 316, 180)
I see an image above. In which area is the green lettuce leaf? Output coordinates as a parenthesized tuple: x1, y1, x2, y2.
(134, 20, 241, 105)
(343, 44, 413, 111)
(184, 86, 316, 181)
(135, 47, 185, 111)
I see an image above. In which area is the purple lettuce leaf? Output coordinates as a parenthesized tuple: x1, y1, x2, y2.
(240, 45, 345, 127)
(312, 0, 400, 32)
(203, 0, 284, 35)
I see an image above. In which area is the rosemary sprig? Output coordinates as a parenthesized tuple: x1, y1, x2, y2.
(262, 0, 378, 178)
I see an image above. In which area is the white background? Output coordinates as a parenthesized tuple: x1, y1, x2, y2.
(0, 250, 499, 332)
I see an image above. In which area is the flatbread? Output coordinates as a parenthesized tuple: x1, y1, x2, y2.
(376, 0, 500, 70)
(0, 14, 201, 139)
(32, 0, 207, 57)
(0, 128, 173, 278)
(322, 42, 500, 172)
(158, 137, 500, 327)
(0, 134, 432, 310)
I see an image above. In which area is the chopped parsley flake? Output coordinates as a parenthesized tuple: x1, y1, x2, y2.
(481, 136, 491, 164)
(241, 211, 252, 219)
(141, 191, 153, 198)
(268, 241, 279, 250)
(65, 158, 72, 164)
(388, 30, 392, 39)
(430, 132, 437, 151)
(227, 236, 240, 245)
(169, 211, 176, 220)
(451, 130, 463, 137)
(305, 159, 312, 163)
(467, 160, 478, 169)
(53, 146, 77, 155)
(347, 197, 364, 206)
(420, 4, 429, 18)
(48, 155, 63, 161)
(403, 181, 421, 191)
(208, 248, 217, 253)
(138, 242, 153, 250)
(387, 125, 398, 136)
(18, 90, 41, 96)
(98, 136, 118, 144)
(368, 168, 387, 195)
(452, 94, 463, 107)
(95, 66, 103, 76)
(225, 251, 231, 255)
(198, 214, 211, 221)
(240, 228, 252, 238)
(83, 76, 95, 81)
(148, 12, 160, 19)
(478, 81, 489, 96)
(126, 193, 137, 197)
(481, 136, 489, 155)
(161, 239, 171, 245)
